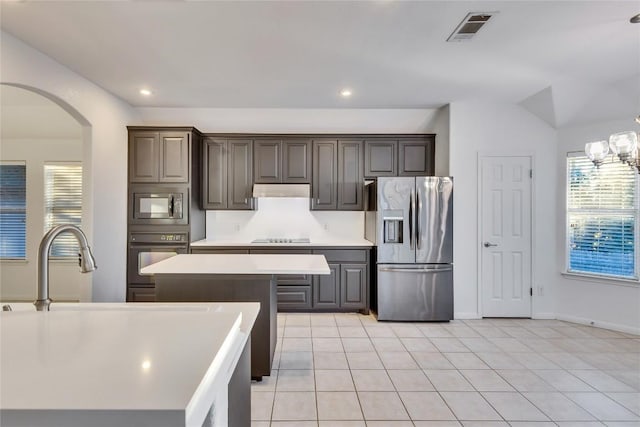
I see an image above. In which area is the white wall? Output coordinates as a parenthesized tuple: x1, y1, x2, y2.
(449, 99, 557, 319)
(206, 198, 364, 241)
(1, 31, 139, 302)
(136, 107, 445, 135)
(555, 118, 640, 334)
(0, 138, 88, 301)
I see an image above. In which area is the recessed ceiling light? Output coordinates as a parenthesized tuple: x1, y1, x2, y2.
(631, 13, 640, 24)
(139, 89, 152, 96)
(340, 88, 352, 98)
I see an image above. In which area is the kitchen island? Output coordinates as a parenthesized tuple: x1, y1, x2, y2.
(0, 302, 260, 427)
(141, 254, 330, 379)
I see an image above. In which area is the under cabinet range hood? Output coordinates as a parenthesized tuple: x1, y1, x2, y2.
(252, 184, 311, 198)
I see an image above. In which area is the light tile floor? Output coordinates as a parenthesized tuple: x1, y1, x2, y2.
(251, 313, 640, 427)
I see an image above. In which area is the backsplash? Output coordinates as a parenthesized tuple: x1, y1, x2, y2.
(205, 198, 364, 240)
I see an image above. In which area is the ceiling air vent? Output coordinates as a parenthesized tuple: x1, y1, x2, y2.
(447, 12, 496, 42)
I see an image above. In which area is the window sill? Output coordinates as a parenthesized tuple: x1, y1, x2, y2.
(0, 259, 28, 264)
(561, 271, 640, 288)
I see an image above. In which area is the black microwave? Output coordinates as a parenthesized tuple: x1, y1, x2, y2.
(129, 186, 188, 225)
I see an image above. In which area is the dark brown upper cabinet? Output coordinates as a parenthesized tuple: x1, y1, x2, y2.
(337, 140, 364, 210)
(254, 139, 281, 183)
(364, 136, 435, 178)
(228, 140, 254, 209)
(129, 131, 190, 183)
(282, 139, 312, 183)
(364, 140, 397, 178)
(312, 139, 363, 211)
(312, 140, 338, 210)
(202, 138, 227, 209)
(254, 139, 311, 183)
(202, 138, 253, 210)
(399, 137, 435, 176)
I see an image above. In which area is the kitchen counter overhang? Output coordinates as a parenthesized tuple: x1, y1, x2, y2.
(142, 254, 330, 379)
(0, 302, 260, 427)
(140, 253, 331, 275)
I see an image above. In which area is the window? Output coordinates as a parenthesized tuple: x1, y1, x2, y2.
(567, 154, 639, 280)
(0, 162, 26, 259)
(44, 163, 82, 257)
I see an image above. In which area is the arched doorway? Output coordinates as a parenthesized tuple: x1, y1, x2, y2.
(0, 83, 93, 302)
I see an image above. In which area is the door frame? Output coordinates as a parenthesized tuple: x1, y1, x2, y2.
(476, 151, 536, 318)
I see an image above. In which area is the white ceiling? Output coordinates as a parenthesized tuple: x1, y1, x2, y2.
(1, 1, 639, 126)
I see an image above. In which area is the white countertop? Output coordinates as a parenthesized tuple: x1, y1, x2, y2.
(141, 253, 331, 275)
(0, 302, 260, 427)
(190, 238, 374, 247)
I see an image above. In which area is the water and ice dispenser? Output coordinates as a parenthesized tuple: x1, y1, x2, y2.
(382, 210, 404, 244)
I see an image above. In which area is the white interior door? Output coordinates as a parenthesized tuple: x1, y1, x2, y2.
(480, 155, 532, 317)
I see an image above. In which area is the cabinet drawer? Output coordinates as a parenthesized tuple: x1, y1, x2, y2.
(277, 286, 312, 310)
(127, 286, 155, 302)
(313, 249, 368, 263)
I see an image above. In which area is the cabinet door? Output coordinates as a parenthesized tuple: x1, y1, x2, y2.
(398, 138, 435, 176)
(283, 139, 312, 183)
(228, 140, 254, 210)
(129, 131, 160, 182)
(338, 140, 363, 210)
(254, 139, 282, 183)
(364, 140, 397, 177)
(202, 138, 227, 209)
(312, 140, 338, 210)
(340, 264, 366, 309)
(159, 132, 190, 183)
(313, 263, 340, 309)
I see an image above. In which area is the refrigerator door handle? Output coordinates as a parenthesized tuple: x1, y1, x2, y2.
(409, 188, 415, 250)
(416, 186, 421, 250)
(379, 266, 453, 273)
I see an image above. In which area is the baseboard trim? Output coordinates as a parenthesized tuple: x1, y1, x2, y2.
(454, 312, 480, 319)
(532, 312, 556, 320)
(555, 314, 640, 336)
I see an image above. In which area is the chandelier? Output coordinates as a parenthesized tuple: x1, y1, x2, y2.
(584, 118, 640, 174)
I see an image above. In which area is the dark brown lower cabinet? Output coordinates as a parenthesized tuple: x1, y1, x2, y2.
(312, 263, 367, 311)
(312, 263, 340, 309)
(340, 264, 367, 309)
(277, 285, 312, 310)
(188, 247, 370, 313)
(127, 286, 155, 302)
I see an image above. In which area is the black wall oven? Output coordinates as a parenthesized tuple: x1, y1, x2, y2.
(127, 231, 189, 286)
(129, 185, 189, 226)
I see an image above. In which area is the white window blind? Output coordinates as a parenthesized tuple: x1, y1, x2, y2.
(567, 155, 639, 280)
(44, 163, 82, 258)
(0, 162, 26, 259)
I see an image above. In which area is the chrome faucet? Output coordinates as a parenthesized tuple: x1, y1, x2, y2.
(35, 224, 97, 311)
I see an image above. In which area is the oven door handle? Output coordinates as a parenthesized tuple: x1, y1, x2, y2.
(129, 244, 188, 251)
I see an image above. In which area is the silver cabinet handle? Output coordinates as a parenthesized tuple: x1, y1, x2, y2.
(483, 242, 498, 248)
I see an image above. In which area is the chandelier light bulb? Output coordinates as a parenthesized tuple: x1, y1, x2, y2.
(585, 140, 610, 166)
(609, 131, 638, 162)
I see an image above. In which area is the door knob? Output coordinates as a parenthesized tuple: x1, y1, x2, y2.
(483, 242, 498, 248)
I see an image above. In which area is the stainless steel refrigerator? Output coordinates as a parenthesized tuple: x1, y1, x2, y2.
(365, 177, 453, 321)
